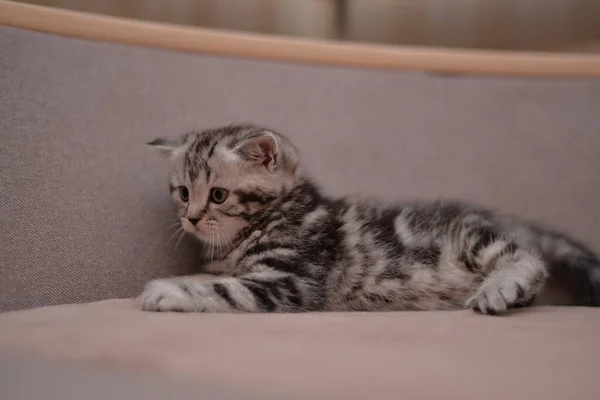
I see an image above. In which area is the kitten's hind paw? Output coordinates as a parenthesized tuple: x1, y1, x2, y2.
(466, 275, 530, 316)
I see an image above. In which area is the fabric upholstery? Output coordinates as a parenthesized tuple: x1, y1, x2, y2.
(0, 299, 599, 399)
(0, 349, 266, 400)
(1, 26, 600, 311)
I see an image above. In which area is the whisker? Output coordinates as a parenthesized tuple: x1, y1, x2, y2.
(216, 228, 226, 256)
(165, 221, 182, 230)
(219, 227, 233, 250)
(225, 230, 235, 252)
(214, 228, 220, 257)
(217, 227, 229, 258)
(201, 230, 210, 261)
(209, 230, 214, 264)
(216, 229, 222, 260)
(213, 230, 217, 262)
(219, 227, 233, 254)
(202, 243, 209, 259)
(168, 227, 184, 246)
(213, 230, 218, 262)
(172, 229, 186, 256)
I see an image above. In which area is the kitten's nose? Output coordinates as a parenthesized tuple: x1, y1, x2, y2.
(187, 217, 200, 226)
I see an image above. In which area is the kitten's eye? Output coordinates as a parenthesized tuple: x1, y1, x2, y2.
(178, 186, 190, 202)
(210, 188, 228, 204)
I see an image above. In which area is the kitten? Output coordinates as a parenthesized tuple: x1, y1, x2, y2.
(140, 124, 600, 315)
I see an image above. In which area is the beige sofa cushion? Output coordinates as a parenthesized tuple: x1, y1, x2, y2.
(0, 299, 598, 399)
(2, 26, 600, 311)
(0, 350, 269, 400)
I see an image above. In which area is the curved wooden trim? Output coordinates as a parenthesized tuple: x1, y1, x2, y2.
(2, 0, 600, 77)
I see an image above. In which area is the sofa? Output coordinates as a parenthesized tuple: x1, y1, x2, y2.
(1, 6, 600, 399)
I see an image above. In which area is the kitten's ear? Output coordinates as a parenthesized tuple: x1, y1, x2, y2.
(235, 131, 279, 171)
(147, 137, 181, 159)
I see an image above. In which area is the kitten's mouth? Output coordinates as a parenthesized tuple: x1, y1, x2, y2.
(185, 223, 216, 238)
(180, 217, 236, 247)
(194, 229, 230, 251)
(185, 224, 212, 238)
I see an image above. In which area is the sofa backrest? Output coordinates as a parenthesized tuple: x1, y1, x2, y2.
(2, 26, 600, 311)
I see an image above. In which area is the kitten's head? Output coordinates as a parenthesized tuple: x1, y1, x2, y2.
(149, 124, 300, 248)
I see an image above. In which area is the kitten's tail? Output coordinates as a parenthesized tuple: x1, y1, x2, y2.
(535, 234, 600, 307)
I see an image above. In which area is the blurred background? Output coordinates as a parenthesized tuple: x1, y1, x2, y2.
(17, 0, 600, 53)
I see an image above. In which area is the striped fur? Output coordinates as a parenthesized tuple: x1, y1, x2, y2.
(141, 124, 600, 315)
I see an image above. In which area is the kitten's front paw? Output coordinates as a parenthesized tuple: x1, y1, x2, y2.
(466, 276, 528, 316)
(140, 279, 195, 312)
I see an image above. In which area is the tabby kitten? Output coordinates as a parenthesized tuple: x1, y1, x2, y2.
(140, 124, 600, 315)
